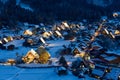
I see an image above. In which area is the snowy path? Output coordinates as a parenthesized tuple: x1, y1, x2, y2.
(6, 69, 25, 80)
(0, 66, 94, 80)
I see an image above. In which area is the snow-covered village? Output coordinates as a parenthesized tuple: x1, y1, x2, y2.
(0, 0, 120, 80)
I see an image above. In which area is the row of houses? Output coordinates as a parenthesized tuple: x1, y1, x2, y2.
(22, 21, 83, 47)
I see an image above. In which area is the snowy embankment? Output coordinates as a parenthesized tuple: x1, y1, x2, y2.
(16, 63, 60, 68)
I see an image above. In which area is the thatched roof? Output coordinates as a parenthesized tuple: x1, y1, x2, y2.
(36, 46, 51, 64)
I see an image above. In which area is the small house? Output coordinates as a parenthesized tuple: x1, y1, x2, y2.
(7, 44, 15, 50)
(56, 66, 68, 75)
(23, 30, 33, 36)
(39, 37, 46, 44)
(91, 69, 103, 79)
(42, 32, 51, 39)
(23, 39, 34, 47)
(7, 36, 13, 42)
(72, 47, 81, 55)
(6, 59, 16, 65)
(22, 49, 39, 64)
(72, 47, 87, 58)
(99, 53, 120, 64)
(23, 37, 39, 47)
(61, 22, 69, 28)
(64, 33, 75, 40)
(0, 40, 2, 44)
(54, 30, 63, 38)
(109, 32, 115, 39)
(115, 30, 120, 35)
(2, 38, 8, 44)
(36, 46, 51, 64)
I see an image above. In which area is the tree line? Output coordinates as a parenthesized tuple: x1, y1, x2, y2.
(0, 0, 120, 28)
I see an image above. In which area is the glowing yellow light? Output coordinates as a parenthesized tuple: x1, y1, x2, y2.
(115, 30, 120, 35)
(62, 22, 69, 28)
(113, 13, 118, 17)
(94, 32, 99, 36)
(24, 30, 33, 35)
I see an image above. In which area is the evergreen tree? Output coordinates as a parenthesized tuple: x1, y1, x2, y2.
(59, 56, 68, 68)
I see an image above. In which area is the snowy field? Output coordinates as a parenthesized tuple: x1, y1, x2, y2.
(0, 65, 92, 80)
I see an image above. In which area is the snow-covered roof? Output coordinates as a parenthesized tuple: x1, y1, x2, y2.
(104, 56, 117, 61)
(40, 37, 46, 44)
(72, 47, 81, 53)
(100, 54, 108, 58)
(92, 69, 103, 76)
(30, 49, 37, 56)
(19, 3, 33, 12)
(107, 50, 120, 56)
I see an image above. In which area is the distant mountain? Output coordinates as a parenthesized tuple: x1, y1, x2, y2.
(87, 0, 113, 7)
(0, 0, 120, 28)
(0, 0, 8, 4)
(0, 0, 114, 7)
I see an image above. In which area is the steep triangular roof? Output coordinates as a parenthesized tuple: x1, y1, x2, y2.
(36, 46, 51, 64)
(26, 49, 39, 58)
(72, 47, 81, 55)
(36, 46, 50, 56)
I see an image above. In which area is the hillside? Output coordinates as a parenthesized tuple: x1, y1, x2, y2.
(0, 0, 120, 28)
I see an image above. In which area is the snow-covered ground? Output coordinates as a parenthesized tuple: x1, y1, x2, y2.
(0, 40, 70, 60)
(0, 39, 93, 80)
(0, 40, 31, 60)
(0, 66, 85, 80)
(0, 39, 120, 80)
(0, 64, 120, 80)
